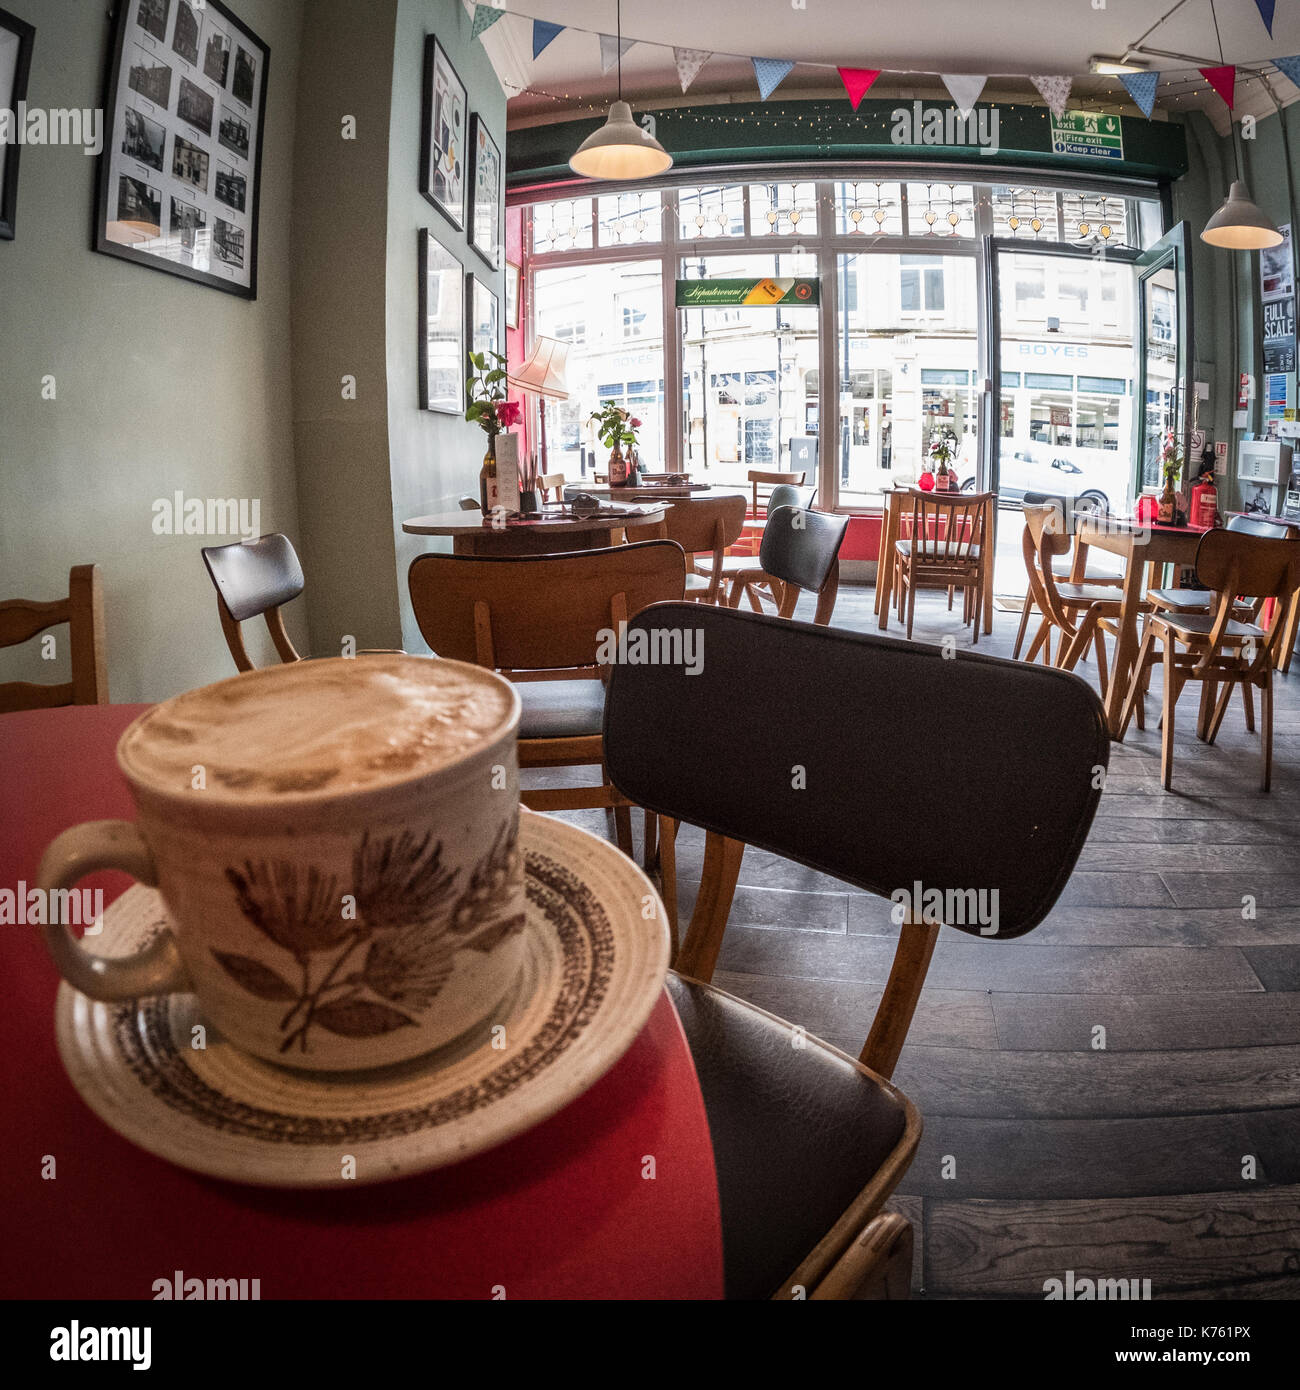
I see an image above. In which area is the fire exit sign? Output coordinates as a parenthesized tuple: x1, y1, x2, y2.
(1050, 110, 1124, 161)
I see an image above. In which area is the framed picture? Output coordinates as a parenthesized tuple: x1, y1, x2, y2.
(0, 6, 36, 240)
(94, 0, 269, 297)
(419, 229, 464, 414)
(468, 113, 501, 269)
(505, 259, 521, 330)
(420, 35, 465, 229)
(467, 273, 500, 362)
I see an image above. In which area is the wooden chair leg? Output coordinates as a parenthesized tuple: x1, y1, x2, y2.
(1242, 681, 1256, 733)
(905, 572, 918, 641)
(1118, 628, 1155, 741)
(1206, 677, 1235, 745)
(1057, 611, 1094, 672)
(1012, 594, 1034, 660)
(658, 815, 679, 962)
(859, 917, 941, 1081)
(1092, 625, 1110, 701)
(674, 831, 745, 983)
(1261, 669, 1274, 793)
(613, 804, 634, 857)
(1024, 615, 1052, 665)
(1161, 639, 1178, 790)
(1196, 678, 1217, 742)
(643, 808, 658, 873)
(807, 1212, 914, 1302)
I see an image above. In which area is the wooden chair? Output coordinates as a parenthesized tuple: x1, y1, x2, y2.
(604, 602, 1109, 1299)
(626, 493, 747, 605)
(748, 468, 806, 516)
(723, 483, 818, 611)
(0, 566, 108, 713)
(725, 506, 848, 625)
(201, 534, 305, 672)
(1118, 529, 1300, 791)
(894, 489, 993, 643)
(537, 473, 565, 503)
(1018, 505, 1124, 694)
(407, 541, 686, 856)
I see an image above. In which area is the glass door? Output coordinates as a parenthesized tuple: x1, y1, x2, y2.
(1135, 223, 1193, 495)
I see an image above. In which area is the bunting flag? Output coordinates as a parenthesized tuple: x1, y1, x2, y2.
(752, 57, 795, 101)
(940, 73, 987, 116)
(1030, 75, 1073, 119)
(471, 3, 505, 40)
(674, 47, 712, 93)
(1200, 64, 1236, 109)
(1120, 70, 1160, 118)
(838, 67, 881, 110)
(532, 20, 564, 59)
(1274, 55, 1300, 88)
(599, 33, 636, 74)
(1254, 0, 1276, 37)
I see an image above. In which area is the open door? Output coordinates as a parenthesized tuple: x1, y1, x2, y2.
(1135, 222, 1194, 496)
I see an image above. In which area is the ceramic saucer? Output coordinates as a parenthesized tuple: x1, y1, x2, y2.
(55, 811, 669, 1187)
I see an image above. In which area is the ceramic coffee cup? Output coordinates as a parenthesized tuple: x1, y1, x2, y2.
(36, 654, 526, 1072)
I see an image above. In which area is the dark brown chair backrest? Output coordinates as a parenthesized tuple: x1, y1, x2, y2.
(905, 488, 993, 563)
(759, 507, 850, 624)
(0, 565, 108, 712)
(605, 602, 1109, 940)
(201, 533, 305, 672)
(749, 469, 807, 514)
(408, 541, 687, 672)
(626, 493, 748, 554)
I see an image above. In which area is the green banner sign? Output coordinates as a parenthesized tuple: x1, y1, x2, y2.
(676, 277, 820, 308)
(1050, 109, 1124, 161)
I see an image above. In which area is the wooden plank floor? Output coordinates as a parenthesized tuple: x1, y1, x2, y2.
(535, 582, 1300, 1300)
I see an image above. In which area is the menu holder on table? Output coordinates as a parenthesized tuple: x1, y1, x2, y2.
(496, 433, 521, 515)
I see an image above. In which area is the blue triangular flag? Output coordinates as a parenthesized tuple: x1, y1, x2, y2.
(1254, 0, 1275, 37)
(533, 20, 563, 59)
(752, 57, 795, 101)
(1120, 71, 1160, 118)
(1274, 55, 1300, 89)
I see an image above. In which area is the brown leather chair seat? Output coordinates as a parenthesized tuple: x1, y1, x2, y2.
(667, 973, 908, 1300)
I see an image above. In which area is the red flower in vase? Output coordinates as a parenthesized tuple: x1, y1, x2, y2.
(496, 400, 522, 429)
(629, 417, 642, 429)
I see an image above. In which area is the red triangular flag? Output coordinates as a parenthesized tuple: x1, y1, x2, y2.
(838, 67, 881, 111)
(1200, 65, 1236, 109)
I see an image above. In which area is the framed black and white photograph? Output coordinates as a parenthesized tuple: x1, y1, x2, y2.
(419, 229, 464, 415)
(468, 113, 502, 270)
(419, 35, 465, 229)
(0, 6, 36, 241)
(505, 259, 521, 330)
(95, 0, 269, 297)
(468, 273, 500, 363)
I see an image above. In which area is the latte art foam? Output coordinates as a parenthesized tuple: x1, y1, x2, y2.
(120, 655, 515, 797)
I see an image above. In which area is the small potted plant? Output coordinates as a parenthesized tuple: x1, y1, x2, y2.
(927, 431, 957, 491)
(466, 351, 521, 512)
(589, 400, 641, 485)
(1157, 431, 1183, 526)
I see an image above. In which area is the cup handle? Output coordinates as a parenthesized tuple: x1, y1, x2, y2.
(36, 820, 191, 1001)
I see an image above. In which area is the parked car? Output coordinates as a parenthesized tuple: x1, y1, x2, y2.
(961, 443, 1128, 516)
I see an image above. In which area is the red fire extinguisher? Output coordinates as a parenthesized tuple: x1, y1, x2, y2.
(1190, 469, 1219, 530)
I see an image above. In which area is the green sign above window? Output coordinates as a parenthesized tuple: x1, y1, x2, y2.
(676, 277, 820, 308)
(1050, 110, 1124, 161)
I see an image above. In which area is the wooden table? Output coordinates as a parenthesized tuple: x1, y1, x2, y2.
(874, 488, 995, 635)
(402, 504, 670, 556)
(0, 703, 724, 1300)
(1072, 517, 1207, 738)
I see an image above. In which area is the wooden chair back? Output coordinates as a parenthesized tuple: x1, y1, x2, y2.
(408, 541, 687, 674)
(0, 565, 108, 713)
(749, 469, 806, 514)
(626, 494, 748, 603)
(1022, 502, 1076, 631)
(904, 489, 991, 569)
(201, 534, 305, 672)
(537, 473, 565, 502)
(605, 602, 1109, 1077)
(759, 507, 850, 624)
(1194, 529, 1300, 674)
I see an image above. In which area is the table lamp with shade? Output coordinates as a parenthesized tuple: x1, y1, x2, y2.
(507, 336, 570, 485)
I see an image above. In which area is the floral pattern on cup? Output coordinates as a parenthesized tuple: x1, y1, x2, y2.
(214, 819, 524, 1055)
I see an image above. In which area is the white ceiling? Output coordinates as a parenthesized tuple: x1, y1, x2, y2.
(474, 0, 1300, 130)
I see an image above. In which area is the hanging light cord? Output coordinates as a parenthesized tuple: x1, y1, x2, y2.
(617, 0, 623, 103)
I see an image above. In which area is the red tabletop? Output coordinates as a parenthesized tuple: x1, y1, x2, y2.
(0, 705, 723, 1300)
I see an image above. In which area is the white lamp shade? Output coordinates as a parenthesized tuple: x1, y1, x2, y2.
(569, 101, 673, 181)
(1201, 181, 1284, 250)
(508, 336, 570, 400)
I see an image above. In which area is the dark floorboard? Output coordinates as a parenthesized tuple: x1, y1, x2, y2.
(541, 583, 1300, 1298)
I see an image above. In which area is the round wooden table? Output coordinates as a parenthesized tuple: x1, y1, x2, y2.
(0, 704, 724, 1300)
(402, 504, 670, 555)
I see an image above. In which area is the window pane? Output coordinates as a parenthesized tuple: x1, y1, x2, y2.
(1060, 191, 1131, 250)
(598, 190, 662, 246)
(531, 198, 594, 254)
(906, 182, 975, 238)
(533, 260, 663, 476)
(836, 180, 903, 236)
(678, 185, 745, 239)
(681, 250, 819, 484)
(991, 185, 1060, 241)
(837, 252, 978, 504)
(749, 181, 818, 237)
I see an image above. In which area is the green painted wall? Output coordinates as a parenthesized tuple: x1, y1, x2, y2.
(0, 0, 307, 701)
